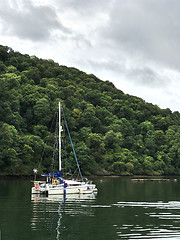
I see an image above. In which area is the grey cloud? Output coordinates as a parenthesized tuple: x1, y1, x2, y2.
(127, 67, 169, 88)
(88, 59, 168, 88)
(99, 0, 180, 70)
(55, 0, 180, 89)
(87, 59, 124, 72)
(54, 0, 112, 14)
(0, 3, 71, 41)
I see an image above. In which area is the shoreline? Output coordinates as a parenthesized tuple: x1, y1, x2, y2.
(0, 174, 179, 179)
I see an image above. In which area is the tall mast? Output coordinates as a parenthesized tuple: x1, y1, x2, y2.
(59, 102, 62, 172)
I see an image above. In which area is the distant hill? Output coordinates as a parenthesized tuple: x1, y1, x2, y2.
(1, 44, 180, 176)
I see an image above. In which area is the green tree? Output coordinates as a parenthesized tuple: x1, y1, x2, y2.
(33, 97, 51, 125)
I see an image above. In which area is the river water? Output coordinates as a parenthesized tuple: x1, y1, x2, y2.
(1, 176, 180, 240)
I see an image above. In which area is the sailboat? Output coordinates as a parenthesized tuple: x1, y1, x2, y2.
(32, 102, 97, 196)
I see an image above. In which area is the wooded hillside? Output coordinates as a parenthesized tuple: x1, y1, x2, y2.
(1, 44, 180, 176)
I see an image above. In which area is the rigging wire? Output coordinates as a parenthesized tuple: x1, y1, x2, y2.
(62, 136, 73, 179)
(61, 107, 83, 181)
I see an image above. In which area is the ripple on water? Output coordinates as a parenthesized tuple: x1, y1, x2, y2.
(113, 201, 180, 239)
(113, 201, 180, 209)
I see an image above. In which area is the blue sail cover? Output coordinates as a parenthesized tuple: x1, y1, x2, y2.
(43, 170, 61, 177)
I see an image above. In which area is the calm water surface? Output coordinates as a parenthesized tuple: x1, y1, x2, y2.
(1, 177, 180, 240)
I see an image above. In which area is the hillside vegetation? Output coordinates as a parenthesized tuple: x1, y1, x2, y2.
(1, 45, 180, 176)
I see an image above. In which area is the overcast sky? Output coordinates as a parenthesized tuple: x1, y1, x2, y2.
(1, 0, 180, 112)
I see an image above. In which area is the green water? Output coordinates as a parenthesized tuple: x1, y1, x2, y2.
(1, 177, 180, 240)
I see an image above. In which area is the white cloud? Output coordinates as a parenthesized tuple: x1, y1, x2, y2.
(0, 0, 71, 41)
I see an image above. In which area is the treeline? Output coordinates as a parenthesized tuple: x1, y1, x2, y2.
(1, 45, 180, 176)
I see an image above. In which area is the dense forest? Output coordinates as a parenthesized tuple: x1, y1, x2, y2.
(1, 44, 180, 176)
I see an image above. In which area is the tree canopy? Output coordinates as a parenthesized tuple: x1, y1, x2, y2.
(1, 44, 180, 176)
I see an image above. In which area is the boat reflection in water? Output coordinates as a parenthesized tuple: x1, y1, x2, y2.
(31, 192, 97, 239)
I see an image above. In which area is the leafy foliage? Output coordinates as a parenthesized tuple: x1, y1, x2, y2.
(1, 44, 180, 176)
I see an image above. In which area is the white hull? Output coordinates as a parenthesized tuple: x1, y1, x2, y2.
(31, 192, 96, 203)
(32, 183, 96, 195)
